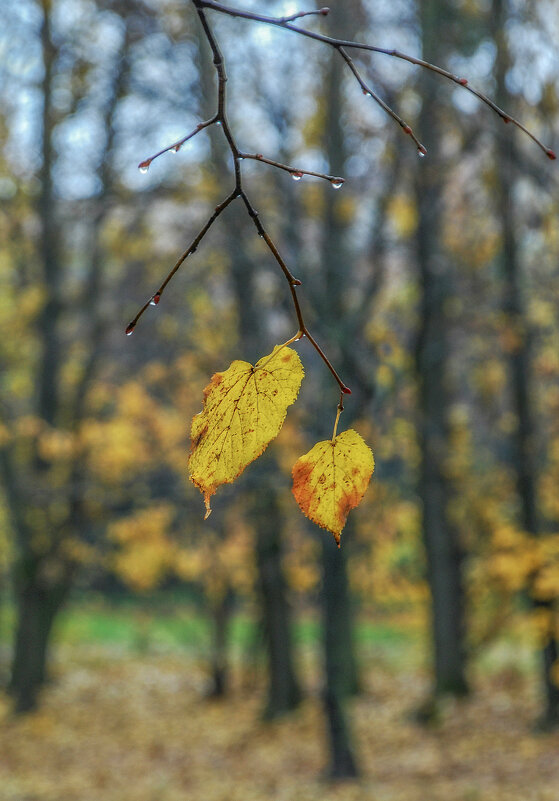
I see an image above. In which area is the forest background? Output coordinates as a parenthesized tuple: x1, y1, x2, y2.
(1, 0, 559, 799)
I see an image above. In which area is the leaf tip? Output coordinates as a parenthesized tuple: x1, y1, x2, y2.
(204, 495, 212, 520)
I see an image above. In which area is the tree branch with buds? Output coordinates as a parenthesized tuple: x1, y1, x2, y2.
(125, 0, 555, 539)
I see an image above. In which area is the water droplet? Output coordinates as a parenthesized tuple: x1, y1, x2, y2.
(150, 292, 161, 306)
(417, 146, 427, 158)
(362, 88, 372, 97)
(173, 144, 181, 153)
(138, 160, 151, 174)
(125, 322, 135, 336)
(216, 120, 222, 126)
(291, 171, 303, 181)
(291, 278, 302, 286)
(331, 179, 343, 189)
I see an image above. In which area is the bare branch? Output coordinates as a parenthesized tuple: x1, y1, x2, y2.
(138, 117, 217, 171)
(125, 190, 238, 334)
(128, 0, 351, 392)
(239, 151, 344, 186)
(197, 0, 556, 159)
(338, 47, 427, 156)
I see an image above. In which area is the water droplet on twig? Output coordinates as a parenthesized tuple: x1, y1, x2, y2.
(331, 179, 344, 189)
(291, 171, 303, 181)
(417, 146, 427, 158)
(125, 322, 135, 336)
(150, 292, 161, 306)
(138, 160, 151, 174)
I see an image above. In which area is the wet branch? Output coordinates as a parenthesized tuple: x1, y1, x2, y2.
(196, 0, 556, 159)
(127, 0, 351, 393)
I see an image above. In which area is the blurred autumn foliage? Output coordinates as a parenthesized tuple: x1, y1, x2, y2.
(1, 0, 559, 793)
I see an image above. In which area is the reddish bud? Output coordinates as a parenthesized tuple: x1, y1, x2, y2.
(138, 159, 151, 173)
(291, 278, 302, 286)
(342, 386, 352, 395)
(319, 7, 329, 15)
(458, 77, 468, 86)
(125, 322, 136, 336)
(150, 292, 161, 306)
(403, 124, 412, 135)
(502, 116, 510, 124)
(291, 170, 304, 181)
(546, 148, 557, 161)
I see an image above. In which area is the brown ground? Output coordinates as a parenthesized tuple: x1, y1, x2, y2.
(1, 649, 558, 801)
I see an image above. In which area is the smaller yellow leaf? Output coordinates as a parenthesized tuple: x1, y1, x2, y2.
(292, 429, 374, 545)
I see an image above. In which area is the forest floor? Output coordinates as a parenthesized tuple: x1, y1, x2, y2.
(0, 602, 558, 801)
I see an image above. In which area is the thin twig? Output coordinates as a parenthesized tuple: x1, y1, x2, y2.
(239, 151, 344, 185)
(138, 117, 217, 171)
(128, 1, 351, 393)
(280, 7, 329, 23)
(125, 190, 238, 334)
(338, 47, 427, 156)
(197, 0, 556, 159)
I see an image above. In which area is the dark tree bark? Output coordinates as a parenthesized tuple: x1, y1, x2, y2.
(207, 589, 233, 698)
(312, 1, 367, 776)
(253, 472, 302, 718)
(4, 0, 133, 713)
(492, 0, 559, 727)
(413, 0, 469, 703)
(195, 27, 302, 718)
(9, 558, 71, 712)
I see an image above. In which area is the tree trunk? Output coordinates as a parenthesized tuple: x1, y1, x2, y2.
(9, 561, 70, 713)
(323, 687, 359, 780)
(492, 0, 559, 727)
(254, 477, 302, 719)
(314, 3, 365, 774)
(207, 589, 233, 698)
(321, 535, 359, 699)
(414, 0, 469, 704)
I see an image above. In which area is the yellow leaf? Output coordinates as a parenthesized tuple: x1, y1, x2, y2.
(292, 429, 374, 545)
(189, 345, 304, 517)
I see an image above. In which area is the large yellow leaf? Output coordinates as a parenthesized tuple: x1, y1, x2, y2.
(292, 429, 374, 545)
(189, 345, 304, 517)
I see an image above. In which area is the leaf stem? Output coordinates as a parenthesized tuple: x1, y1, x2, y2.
(255, 331, 304, 372)
(332, 393, 344, 441)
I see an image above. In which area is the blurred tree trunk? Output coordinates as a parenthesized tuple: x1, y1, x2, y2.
(492, 0, 559, 727)
(5, 0, 131, 712)
(195, 23, 301, 715)
(253, 469, 302, 718)
(9, 560, 72, 712)
(413, 0, 469, 704)
(207, 588, 233, 698)
(313, 2, 368, 778)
